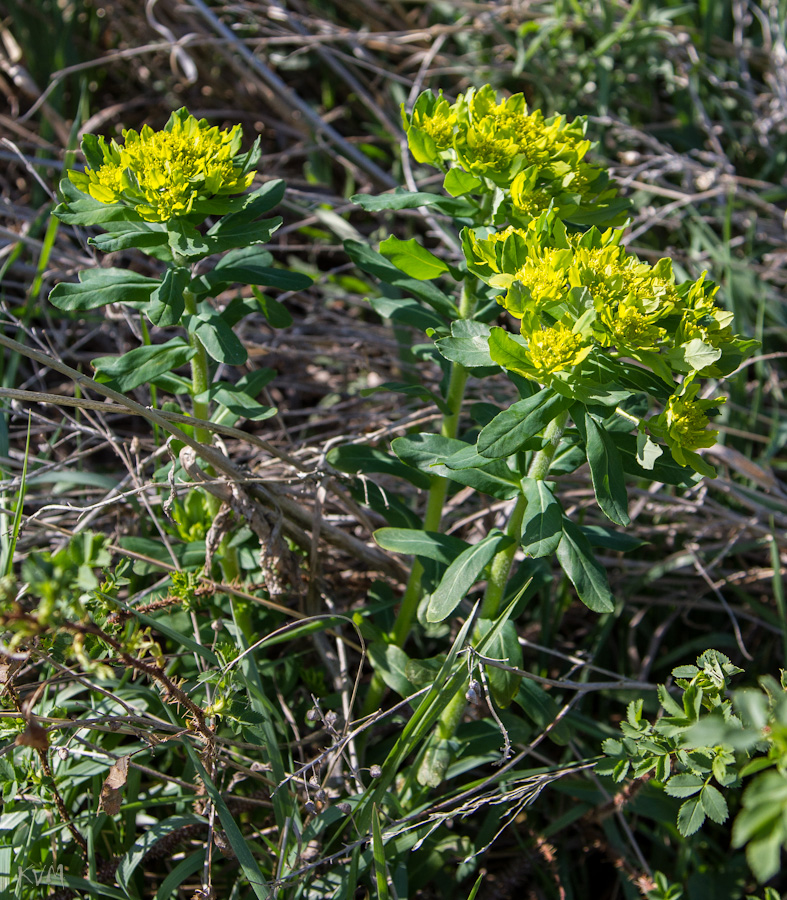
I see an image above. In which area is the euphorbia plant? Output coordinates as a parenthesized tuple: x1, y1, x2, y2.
(48, 109, 311, 579)
(336, 85, 757, 785)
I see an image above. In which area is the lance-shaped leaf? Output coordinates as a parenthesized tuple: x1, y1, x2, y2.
(49, 269, 159, 311)
(148, 266, 190, 326)
(190, 314, 247, 365)
(116, 815, 208, 899)
(167, 217, 282, 262)
(92, 338, 195, 391)
(89, 222, 169, 254)
(374, 528, 470, 565)
(393, 434, 520, 500)
(583, 412, 631, 527)
(344, 239, 458, 319)
(54, 178, 137, 225)
(206, 180, 285, 231)
(351, 189, 474, 216)
(443, 168, 483, 197)
(426, 530, 512, 622)
(379, 235, 449, 281)
(556, 518, 615, 613)
(520, 478, 563, 557)
(477, 389, 573, 459)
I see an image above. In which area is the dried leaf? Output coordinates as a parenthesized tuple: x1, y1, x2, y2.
(15, 721, 49, 750)
(99, 755, 130, 815)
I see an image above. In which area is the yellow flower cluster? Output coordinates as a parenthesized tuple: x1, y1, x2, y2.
(403, 86, 622, 225)
(466, 212, 756, 467)
(69, 109, 255, 223)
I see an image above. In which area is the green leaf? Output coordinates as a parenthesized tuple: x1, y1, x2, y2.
(677, 796, 706, 836)
(154, 853, 203, 900)
(54, 178, 136, 226)
(49, 269, 159, 311)
(701, 783, 729, 824)
(477, 390, 573, 459)
(199, 264, 312, 294)
(426, 531, 512, 622)
(379, 236, 449, 281)
(92, 338, 195, 391)
(435, 320, 496, 369)
(116, 815, 206, 898)
(584, 412, 631, 526)
(475, 618, 522, 707)
(672, 665, 700, 679)
(351, 189, 473, 216)
(344, 239, 459, 319)
(368, 293, 445, 332)
(368, 644, 415, 700)
(658, 683, 686, 718)
(192, 315, 247, 365)
(168, 217, 282, 261)
(252, 288, 293, 327)
(185, 748, 271, 899)
(513, 680, 571, 745)
(361, 381, 451, 415)
(374, 528, 470, 565)
(393, 434, 520, 500)
(392, 433, 465, 472)
(665, 773, 704, 798)
(327, 444, 431, 490)
(580, 525, 646, 552)
(680, 337, 723, 372)
(488, 326, 535, 377)
(520, 478, 563, 557)
(148, 266, 190, 326)
(746, 829, 785, 885)
(88, 222, 169, 254)
(371, 804, 390, 900)
(556, 519, 615, 613)
(208, 180, 285, 229)
(443, 168, 483, 197)
(195, 378, 277, 422)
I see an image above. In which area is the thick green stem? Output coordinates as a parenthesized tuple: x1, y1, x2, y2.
(362, 281, 477, 718)
(183, 288, 212, 448)
(430, 407, 571, 755)
(182, 287, 234, 575)
(480, 409, 570, 620)
(388, 282, 476, 648)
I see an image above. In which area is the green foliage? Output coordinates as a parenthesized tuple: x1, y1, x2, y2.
(599, 651, 787, 883)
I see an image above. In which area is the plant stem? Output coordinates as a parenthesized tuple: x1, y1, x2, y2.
(182, 287, 237, 579)
(389, 280, 476, 648)
(183, 287, 212, 447)
(429, 406, 571, 759)
(362, 280, 477, 718)
(480, 408, 570, 621)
